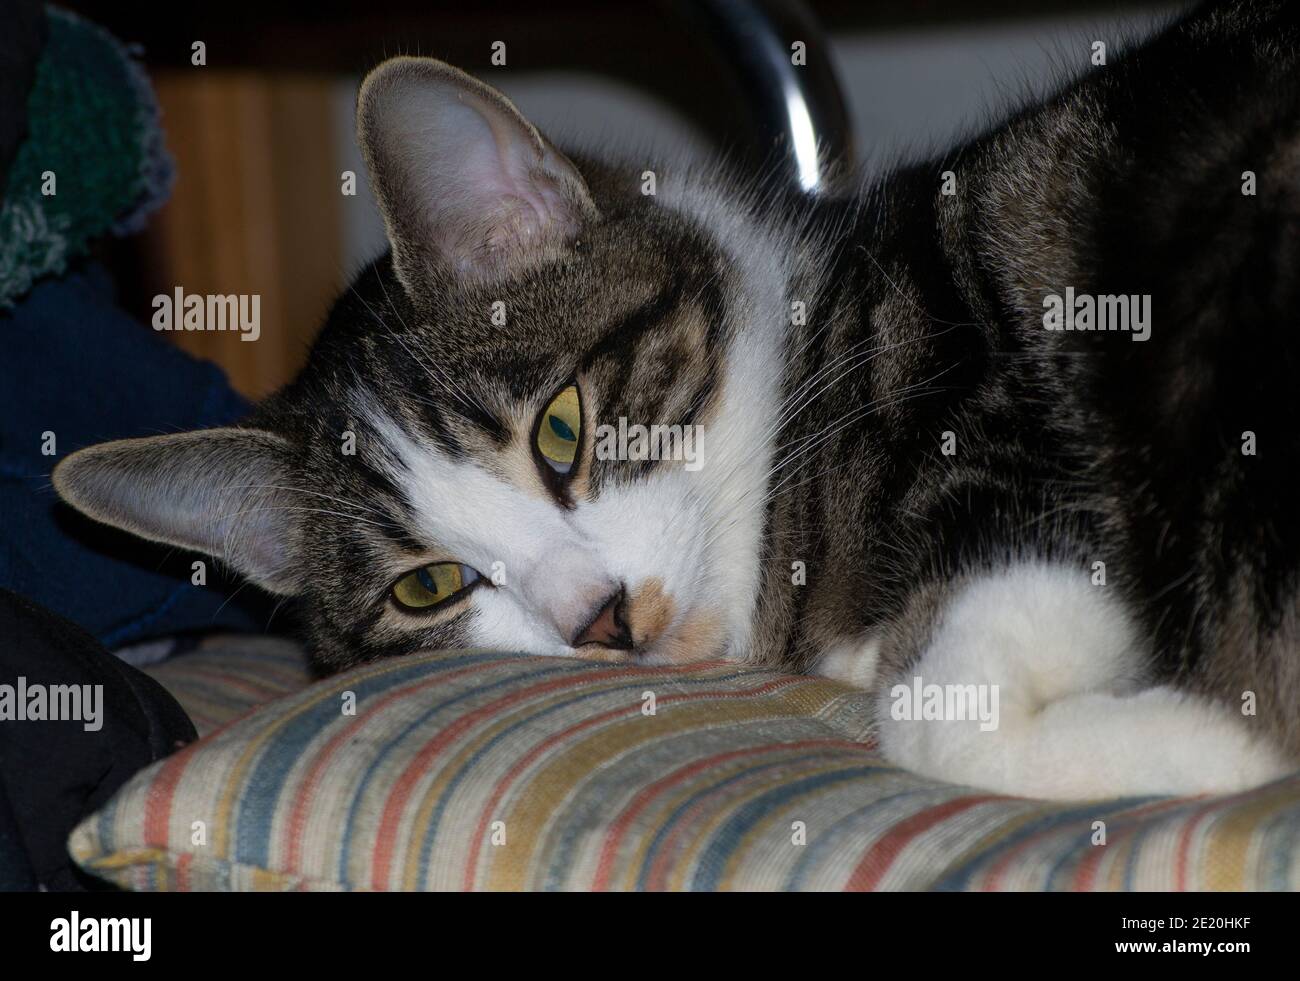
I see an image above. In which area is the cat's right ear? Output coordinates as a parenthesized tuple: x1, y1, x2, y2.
(357, 56, 599, 289)
(52, 428, 305, 596)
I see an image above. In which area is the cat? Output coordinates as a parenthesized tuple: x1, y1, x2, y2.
(53, 0, 1300, 800)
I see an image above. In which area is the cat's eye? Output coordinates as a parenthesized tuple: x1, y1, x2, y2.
(535, 384, 582, 475)
(392, 562, 480, 610)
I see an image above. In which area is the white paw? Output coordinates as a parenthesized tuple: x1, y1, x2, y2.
(881, 683, 1293, 799)
(814, 630, 883, 689)
(875, 562, 1295, 799)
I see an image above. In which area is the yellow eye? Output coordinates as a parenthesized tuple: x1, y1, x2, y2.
(392, 562, 478, 610)
(536, 384, 582, 474)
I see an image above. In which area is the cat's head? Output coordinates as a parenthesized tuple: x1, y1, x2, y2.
(54, 57, 798, 671)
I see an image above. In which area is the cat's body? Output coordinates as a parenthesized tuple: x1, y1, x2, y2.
(56, 0, 1300, 798)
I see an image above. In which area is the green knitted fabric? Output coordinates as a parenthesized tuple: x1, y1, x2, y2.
(0, 6, 173, 308)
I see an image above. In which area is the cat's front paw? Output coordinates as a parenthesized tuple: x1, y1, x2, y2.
(874, 563, 1295, 800)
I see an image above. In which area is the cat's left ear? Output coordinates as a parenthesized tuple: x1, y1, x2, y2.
(357, 56, 599, 288)
(52, 429, 306, 596)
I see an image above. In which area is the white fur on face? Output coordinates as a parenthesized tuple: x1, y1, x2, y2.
(361, 171, 797, 663)
(649, 168, 804, 659)
(364, 308, 782, 662)
(369, 411, 603, 656)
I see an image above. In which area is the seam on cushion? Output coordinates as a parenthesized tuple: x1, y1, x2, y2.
(82, 848, 356, 892)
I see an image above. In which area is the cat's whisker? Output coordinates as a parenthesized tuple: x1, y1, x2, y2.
(697, 379, 952, 554)
(687, 333, 927, 521)
(372, 274, 496, 418)
(773, 369, 954, 464)
(211, 504, 393, 530)
(754, 325, 957, 472)
(230, 482, 392, 522)
(349, 281, 488, 419)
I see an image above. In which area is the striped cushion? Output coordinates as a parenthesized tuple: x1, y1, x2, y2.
(74, 648, 1300, 890)
(143, 636, 315, 737)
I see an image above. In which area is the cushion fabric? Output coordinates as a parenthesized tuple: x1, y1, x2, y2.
(72, 647, 1300, 891)
(143, 635, 316, 738)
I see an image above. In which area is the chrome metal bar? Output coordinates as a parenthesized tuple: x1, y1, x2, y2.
(677, 0, 856, 194)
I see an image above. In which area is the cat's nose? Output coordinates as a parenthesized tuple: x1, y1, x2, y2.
(572, 587, 632, 650)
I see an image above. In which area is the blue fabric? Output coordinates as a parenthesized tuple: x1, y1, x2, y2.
(0, 263, 276, 647)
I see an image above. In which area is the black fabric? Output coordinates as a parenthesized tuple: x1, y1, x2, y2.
(0, 588, 197, 891)
(0, 0, 46, 191)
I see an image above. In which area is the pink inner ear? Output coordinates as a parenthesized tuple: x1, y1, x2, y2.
(386, 82, 587, 278)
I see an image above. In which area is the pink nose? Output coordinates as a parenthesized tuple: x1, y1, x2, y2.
(572, 588, 632, 649)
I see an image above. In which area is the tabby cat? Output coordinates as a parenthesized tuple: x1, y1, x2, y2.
(54, 0, 1300, 799)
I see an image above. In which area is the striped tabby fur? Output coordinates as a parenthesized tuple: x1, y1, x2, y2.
(56, 0, 1300, 798)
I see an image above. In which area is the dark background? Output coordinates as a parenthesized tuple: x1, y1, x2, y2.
(62, 0, 1182, 396)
